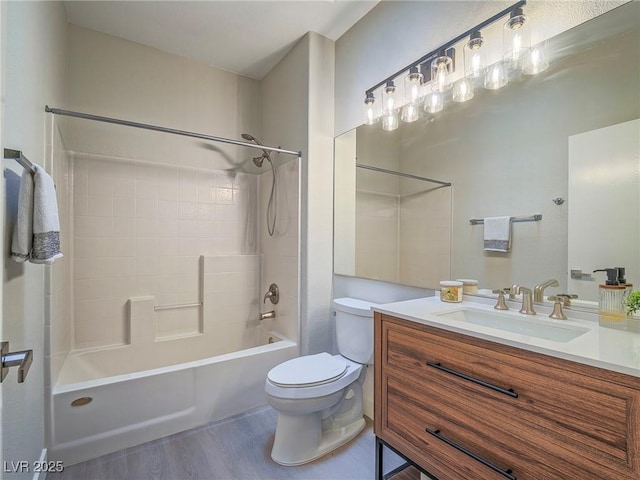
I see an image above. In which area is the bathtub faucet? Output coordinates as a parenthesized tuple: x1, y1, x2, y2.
(260, 310, 276, 321)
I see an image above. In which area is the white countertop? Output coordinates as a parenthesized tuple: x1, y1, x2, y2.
(373, 295, 640, 379)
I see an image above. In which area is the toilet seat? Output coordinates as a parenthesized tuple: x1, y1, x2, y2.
(267, 353, 348, 388)
(265, 354, 363, 400)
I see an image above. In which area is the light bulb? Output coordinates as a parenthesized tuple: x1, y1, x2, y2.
(464, 31, 485, 79)
(523, 43, 549, 75)
(401, 103, 420, 123)
(363, 92, 379, 125)
(404, 66, 424, 104)
(424, 91, 444, 114)
(382, 81, 397, 113)
(382, 111, 399, 131)
(431, 51, 453, 92)
(484, 62, 508, 90)
(504, 8, 530, 68)
(452, 77, 474, 102)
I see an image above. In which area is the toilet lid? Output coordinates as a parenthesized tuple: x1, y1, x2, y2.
(267, 353, 348, 388)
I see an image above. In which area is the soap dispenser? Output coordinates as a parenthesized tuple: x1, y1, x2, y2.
(593, 268, 626, 322)
(616, 267, 633, 298)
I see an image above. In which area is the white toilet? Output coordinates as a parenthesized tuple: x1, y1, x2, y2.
(264, 297, 377, 466)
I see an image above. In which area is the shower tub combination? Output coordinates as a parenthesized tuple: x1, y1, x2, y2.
(45, 107, 302, 465)
(51, 325, 296, 465)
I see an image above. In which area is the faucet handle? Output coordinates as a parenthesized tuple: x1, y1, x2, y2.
(492, 289, 509, 311)
(548, 297, 568, 320)
(549, 294, 578, 307)
(263, 283, 279, 304)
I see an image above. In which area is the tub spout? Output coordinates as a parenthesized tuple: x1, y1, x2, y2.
(260, 310, 276, 321)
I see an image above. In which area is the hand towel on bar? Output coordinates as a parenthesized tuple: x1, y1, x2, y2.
(10, 165, 63, 264)
(483, 216, 512, 252)
(10, 168, 34, 262)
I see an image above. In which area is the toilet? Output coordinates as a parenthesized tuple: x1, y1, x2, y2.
(264, 297, 377, 466)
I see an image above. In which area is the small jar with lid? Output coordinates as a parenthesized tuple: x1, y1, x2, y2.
(440, 281, 463, 303)
(456, 279, 478, 295)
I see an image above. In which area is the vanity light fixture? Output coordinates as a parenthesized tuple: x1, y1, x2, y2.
(401, 66, 423, 123)
(504, 7, 530, 68)
(363, 1, 550, 130)
(484, 62, 508, 90)
(452, 77, 474, 102)
(430, 51, 454, 92)
(523, 42, 549, 75)
(381, 81, 399, 131)
(464, 31, 485, 79)
(424, 91, 444, 113)
(363, 92, 379, 125)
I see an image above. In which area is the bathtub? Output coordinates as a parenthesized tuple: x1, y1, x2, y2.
(50, 326, 297, 465)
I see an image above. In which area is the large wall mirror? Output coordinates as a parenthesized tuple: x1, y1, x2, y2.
(334, 2, 640, 305)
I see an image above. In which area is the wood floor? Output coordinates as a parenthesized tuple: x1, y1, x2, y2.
(48, 405, 412, 480)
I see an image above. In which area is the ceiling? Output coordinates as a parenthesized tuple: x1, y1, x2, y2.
(64, 1, 379, 80)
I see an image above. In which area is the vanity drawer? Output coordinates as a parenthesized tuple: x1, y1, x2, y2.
(375, 313, 640, 480)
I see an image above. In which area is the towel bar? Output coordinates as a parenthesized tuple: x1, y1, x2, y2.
(4, 148, 37, 175)
(470, 214, 542, 225)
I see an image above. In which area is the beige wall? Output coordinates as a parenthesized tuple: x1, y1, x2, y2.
(261, 32, 335, 355)
(66, 25, 260, 171)
(2, 0, 68, 474)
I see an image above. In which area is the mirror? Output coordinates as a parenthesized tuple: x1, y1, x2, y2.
(334, 2, 640, 305)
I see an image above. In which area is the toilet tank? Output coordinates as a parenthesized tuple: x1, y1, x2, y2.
(333, 297, 378, 364)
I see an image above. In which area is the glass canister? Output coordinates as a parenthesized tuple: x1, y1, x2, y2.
(598, 284, 627, 328)
(440, 281, 463, 303)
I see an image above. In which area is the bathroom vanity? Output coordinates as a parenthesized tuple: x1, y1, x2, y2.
(373, 297, 640, 480)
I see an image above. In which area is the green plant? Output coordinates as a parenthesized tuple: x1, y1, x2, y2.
(625, 290, 640, 316)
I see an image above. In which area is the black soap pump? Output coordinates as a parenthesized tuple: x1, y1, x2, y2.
(593, 268, 619, 285)
(593, 268, 626, 321)
(616, 266, 633, 298)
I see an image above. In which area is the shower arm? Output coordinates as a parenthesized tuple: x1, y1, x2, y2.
(44, 106, 302, 157)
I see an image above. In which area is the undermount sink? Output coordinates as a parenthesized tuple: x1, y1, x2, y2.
(434, 308, 590, 342)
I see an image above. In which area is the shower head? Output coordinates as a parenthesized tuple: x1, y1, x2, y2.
(242, 133, 271, 167)
(241, 133, 261, 144)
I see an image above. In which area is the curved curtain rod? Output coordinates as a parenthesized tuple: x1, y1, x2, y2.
(44, 106, 302, 157)
(356, 163, 451, 187)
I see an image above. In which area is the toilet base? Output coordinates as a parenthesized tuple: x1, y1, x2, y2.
(271, 415, 366, 466)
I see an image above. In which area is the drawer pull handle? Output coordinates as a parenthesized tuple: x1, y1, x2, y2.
(427, 362, 518, 398)
(426, 428, 517, 480)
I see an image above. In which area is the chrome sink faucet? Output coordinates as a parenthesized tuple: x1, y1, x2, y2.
(514, 286, 536, 315)
(533, 279, 559, 303)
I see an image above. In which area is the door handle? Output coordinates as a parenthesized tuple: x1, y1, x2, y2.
(1, 341, 33, 383)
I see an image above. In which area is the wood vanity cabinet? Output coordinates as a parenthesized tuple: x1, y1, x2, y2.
(374, 312, 640, 480)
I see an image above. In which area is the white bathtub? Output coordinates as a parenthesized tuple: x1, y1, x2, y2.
(50, 326, 297, 465)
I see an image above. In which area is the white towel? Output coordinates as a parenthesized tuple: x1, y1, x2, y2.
(10, 165, 63, 264)
(483, 216, 512, 252)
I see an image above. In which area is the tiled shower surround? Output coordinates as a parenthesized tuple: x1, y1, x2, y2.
(72, 153, 259, 349)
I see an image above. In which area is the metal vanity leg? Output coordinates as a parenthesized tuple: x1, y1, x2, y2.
(376, 436, 384, 480)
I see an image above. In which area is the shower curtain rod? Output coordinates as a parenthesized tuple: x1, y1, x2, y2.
(44, 106, 302, 157)
(356, 163, 452, 187)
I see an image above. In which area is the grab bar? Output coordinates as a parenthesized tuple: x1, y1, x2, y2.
(154, 302, 202, 311)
